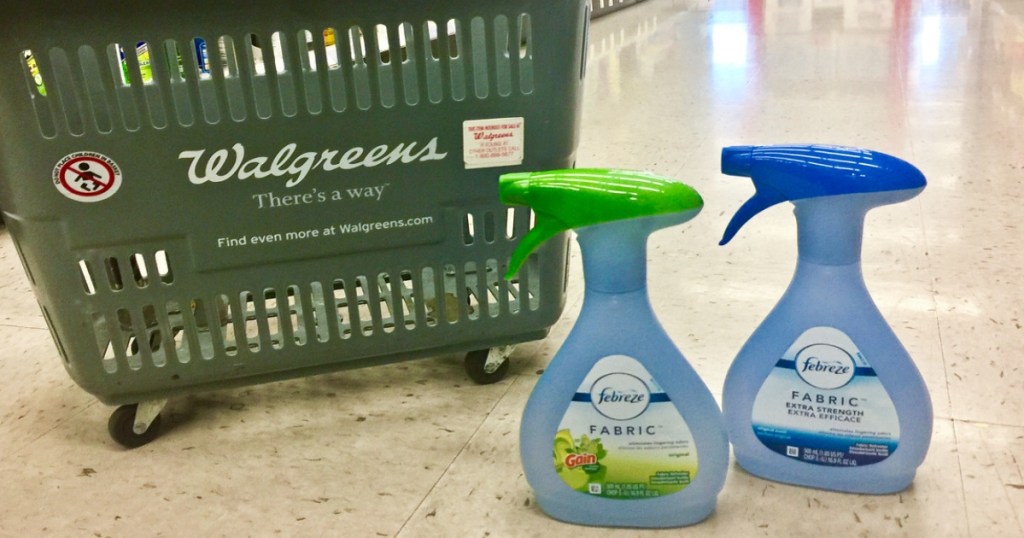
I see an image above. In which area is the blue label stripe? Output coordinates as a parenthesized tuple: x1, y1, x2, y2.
(572, 392, 670, 403)
(774, 359, 875, 377)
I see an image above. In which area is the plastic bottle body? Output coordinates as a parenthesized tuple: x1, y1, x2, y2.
(520, 221, 728, 527)
(723, 196, 933, 494)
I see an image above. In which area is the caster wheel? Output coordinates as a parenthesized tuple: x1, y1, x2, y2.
(108, 404, 162, 448)
(464, 348, 510, 385)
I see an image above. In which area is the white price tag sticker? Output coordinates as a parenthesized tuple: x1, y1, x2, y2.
(463, 117, 525, 169)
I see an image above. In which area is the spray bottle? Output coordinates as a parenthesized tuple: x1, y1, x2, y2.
(719, 144, 932, 493)
(501, 169, 728, 527)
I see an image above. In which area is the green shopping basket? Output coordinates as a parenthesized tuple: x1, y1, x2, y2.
(0, 0, 589, 447)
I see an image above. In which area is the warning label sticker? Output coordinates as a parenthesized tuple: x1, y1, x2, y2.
(53, 152, 122, 203)
(463, 117, 525, 169)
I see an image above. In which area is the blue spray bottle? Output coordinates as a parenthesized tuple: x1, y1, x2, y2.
(501, 169, 728, 527)
(719, 145, 932, 494)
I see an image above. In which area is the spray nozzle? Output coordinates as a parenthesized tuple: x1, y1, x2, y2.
(719, 144, 927, 245)
(500, 169, 704, 279)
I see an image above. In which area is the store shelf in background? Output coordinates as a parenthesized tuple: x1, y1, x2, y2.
(592, 0, 648, 19)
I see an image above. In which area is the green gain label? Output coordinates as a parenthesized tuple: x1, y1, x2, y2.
(553, 355, 697, 499)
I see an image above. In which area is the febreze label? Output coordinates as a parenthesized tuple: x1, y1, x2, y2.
(752, 327, 900, 466)
(553, 355, 697, 499)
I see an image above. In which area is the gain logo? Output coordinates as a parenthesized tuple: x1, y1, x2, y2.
(589, 373, 650, 421)
(795, 344, 856, 389)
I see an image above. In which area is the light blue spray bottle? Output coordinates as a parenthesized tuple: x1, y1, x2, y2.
(500, 169, 728, 527)
(719, 144, 932, 494)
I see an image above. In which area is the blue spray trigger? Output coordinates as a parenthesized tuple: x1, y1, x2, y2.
(719, 187, 788, 245)
(719, 144, 927, 244)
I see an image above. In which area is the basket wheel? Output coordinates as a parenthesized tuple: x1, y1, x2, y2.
(464, 348, 510, 385)
(108, 404, 162, 449)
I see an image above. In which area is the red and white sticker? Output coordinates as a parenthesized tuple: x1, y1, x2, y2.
(463, 117, 525, 169)
(53, 152, 122, 203)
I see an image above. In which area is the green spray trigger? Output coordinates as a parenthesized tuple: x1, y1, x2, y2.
(499, 169, 704, 280)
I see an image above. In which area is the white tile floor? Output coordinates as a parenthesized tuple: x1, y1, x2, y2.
(2, 0, 1023, 536)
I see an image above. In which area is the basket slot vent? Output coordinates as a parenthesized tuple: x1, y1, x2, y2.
(463, 213, 476, 245)
(119, 41, 169, 129)
(105, 257, 124, 291)
(191, 298, 219, 360)
(271, 31, 299, 118)
(116, 308, 144, 371)
(104, 44, 141, 132)
(399, 22, 421, 106)
(155, 250, 174, 284)
(349, 26, 373, 110)
(263, 288, 285, 350)
(422, 267, 441, 326)
(217, 294, 239, 357)
(464, 261, 482, 320)
(508, 270, 522, 315)
(422, 21, 443, 104)
(163, 40, 196, 127)
(297, 30, 324, 115)
(239, 292, 262, 353)
(377, 272, 396, 333)
(373, 24, 397, 108)
(191, 37, 222, 125)
(246, 34, 273, 119)
(141, 304, 169, 367)
(92, 312, 118, 373)
(442, 264, 460, 323)
(130, 253, 149, 288)
(77, 46, 114, 134)
(21, 50, 57, 138)
(399, 270, 419, 330)
(518, 14, 535, 93)
(310, 282, 331, 343)
(218, 36, 249, 122)
(354, 276, 374, 336)
(166, 300, 192, 363)
(482, 211, 497, 243)
(446, 19, 468, 102)
(494, 15, 513, 97)
(469, 17, 490, 99)
(48, 47, 86, 136)
(506, 208, 517, 239)
(287, 286, 308, 346)
(527, 253, 542, 311)
(322, 27, 348, 113)
(78, 260, 97, 295)
(484, 259, 502, 317)
(332, 279, 354, 339)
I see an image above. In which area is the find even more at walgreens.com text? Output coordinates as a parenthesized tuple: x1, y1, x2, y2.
(216, 215, 435, 249)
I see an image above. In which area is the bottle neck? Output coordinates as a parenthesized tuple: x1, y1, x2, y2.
(793, 197, 867, 266)
(575, 220, 649, 293)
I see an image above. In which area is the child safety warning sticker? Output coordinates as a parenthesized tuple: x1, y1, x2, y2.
(52, 151, 122, 203)
(554, 355, 698, 500)
(751, 327, 900, 467)
(463, 117, 524, 169)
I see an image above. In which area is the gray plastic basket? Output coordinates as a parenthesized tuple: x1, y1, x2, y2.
(0, 0, 589, 446)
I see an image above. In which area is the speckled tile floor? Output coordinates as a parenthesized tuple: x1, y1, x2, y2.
(1, 0, 1023, 536)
